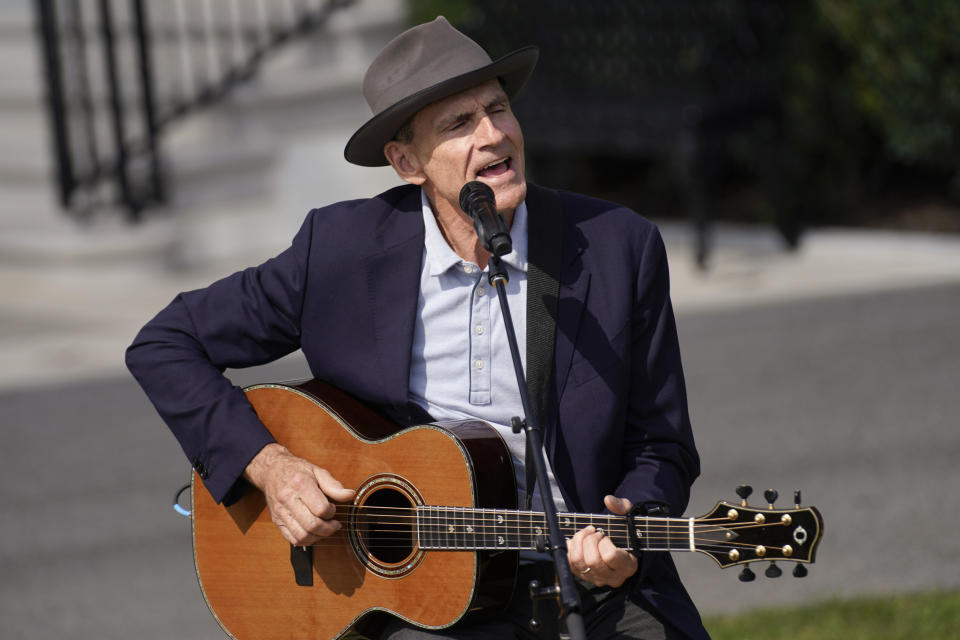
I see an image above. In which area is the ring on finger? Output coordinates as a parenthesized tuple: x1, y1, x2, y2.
(581, 567, 591, 574)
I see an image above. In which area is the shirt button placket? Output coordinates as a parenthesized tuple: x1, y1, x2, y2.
(469, 269, 491, 405)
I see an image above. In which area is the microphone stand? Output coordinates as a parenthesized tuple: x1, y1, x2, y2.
(486, 253, 587, 640)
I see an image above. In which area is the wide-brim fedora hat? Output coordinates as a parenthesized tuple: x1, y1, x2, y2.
(344, 16, 539, 167)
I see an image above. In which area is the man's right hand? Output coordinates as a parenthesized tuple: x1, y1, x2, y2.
(243, 443, 356, 546)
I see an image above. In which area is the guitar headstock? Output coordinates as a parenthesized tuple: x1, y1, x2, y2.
(694, 487, 823, 579)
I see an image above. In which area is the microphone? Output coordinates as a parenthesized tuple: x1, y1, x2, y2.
(459, 181, 513, 257)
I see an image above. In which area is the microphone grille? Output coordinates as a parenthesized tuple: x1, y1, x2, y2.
(459, 180, 495, 212)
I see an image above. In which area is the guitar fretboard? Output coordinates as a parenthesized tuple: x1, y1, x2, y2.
(416, 506, 694, 553)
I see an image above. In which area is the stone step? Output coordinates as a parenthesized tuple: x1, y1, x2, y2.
(0, 0, 406, 266)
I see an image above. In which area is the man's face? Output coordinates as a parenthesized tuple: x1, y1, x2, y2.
(399, 79, 526, 217)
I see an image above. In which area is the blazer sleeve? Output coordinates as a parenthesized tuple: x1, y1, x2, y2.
(125, 210, 316, 504)
(615, 226, 700, 515)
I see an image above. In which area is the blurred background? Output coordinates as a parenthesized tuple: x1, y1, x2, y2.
(2, 1, 958, 638)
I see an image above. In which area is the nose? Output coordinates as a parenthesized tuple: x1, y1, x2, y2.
(475, 114, 505, 147)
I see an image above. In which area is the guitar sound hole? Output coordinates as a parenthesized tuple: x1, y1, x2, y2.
(358, 487, 414, 565)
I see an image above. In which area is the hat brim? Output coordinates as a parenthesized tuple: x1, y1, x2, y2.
(344, 46, 539, 167)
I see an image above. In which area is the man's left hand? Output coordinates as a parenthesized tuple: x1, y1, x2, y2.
(566, 495, 638, 588)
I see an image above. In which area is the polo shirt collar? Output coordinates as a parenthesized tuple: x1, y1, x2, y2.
(420, 188, 528, 276)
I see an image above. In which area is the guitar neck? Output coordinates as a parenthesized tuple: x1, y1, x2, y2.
(417, 507, 696, 554)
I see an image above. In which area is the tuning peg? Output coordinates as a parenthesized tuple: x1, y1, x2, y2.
(735, 485, 753, 506)
(794, 490, 802, 507)
(793, 564, 808, 578)
(764, 489, 779, 507)
(738, 566, 756, 582)
(764, 562, 782, 578)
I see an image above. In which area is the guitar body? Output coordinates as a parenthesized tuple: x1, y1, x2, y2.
(192, 380, 518, 640)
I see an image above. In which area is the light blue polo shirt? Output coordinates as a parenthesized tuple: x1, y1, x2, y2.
(408, 189, 569, 530)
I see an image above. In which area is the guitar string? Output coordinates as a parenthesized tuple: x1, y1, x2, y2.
(331, 504, 790, 527)
(297, 508, 803, 549)
(293, 535, 798, 556)
(313, 520, 788, 539)
(317, 526, 776, 547)
(331, 504, 778, 517)
(300, 538, 760, 553)
(328, 506, 789, 535)
(324, 514, 791, 541)
(287, 519, 797, 553)
(258, 505, 803, 552)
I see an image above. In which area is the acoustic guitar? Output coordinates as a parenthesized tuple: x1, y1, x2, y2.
(191, 379, 823, 639)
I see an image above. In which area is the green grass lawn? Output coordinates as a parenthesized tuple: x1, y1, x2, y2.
(704, 590, 960, 640)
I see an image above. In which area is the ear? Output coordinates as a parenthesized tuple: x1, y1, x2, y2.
(384, 141, 426, 186)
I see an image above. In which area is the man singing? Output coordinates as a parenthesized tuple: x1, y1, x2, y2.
(127, 16, 708, 639)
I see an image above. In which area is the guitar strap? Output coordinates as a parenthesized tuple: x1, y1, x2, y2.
(524, 185, 563, 509)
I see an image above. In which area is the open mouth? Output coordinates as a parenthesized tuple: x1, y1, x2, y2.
(477, 157, 511, 179)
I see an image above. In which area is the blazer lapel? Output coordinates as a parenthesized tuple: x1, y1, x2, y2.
(363, 188, 425, 406)
(525, 184, 590, 416)
(554, 225, 590, 403)
(525, 184, 562, 426)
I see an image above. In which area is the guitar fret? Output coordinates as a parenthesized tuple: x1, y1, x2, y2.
(417, 506, 425, 549)
(526, 511, 534, 549)
(475, 508, 484, 549)
(495, 509, 507, 549)
(454, 508, 461, 549)
(446, 507, 453, 549)
(441, 506, 450, 549)
(465, 509, 473, 549)
(464, 509, 475, 549)
(512, 510, 519, 549)
(531, 511, 543, 550)
(455, 507, 463, 550)
(651, 516, 666, 551)
(478, 508, 488, 549)
(515, 511, 524, 550)
(521, 511, 530, 550)
(487, 509, 495, 549)
(417, 506, 426, 549)
(450, 506, 457, 549)
(529, 510, 542, 550)
(450, 507, 457, 549)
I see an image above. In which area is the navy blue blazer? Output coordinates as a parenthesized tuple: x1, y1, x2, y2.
(127, 183, 707, 638)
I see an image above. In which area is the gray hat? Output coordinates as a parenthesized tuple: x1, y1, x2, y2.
(343, 16, 538, 167)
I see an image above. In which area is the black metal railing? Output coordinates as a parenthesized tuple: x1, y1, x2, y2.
(35, 0, 355, 221)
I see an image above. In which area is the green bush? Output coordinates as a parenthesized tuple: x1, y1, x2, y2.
(786, 0, 960, 223)
(818, 0, 960, 174)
